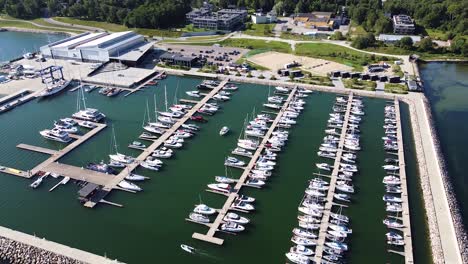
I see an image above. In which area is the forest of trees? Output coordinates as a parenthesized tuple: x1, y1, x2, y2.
(0, 0, 466, 37)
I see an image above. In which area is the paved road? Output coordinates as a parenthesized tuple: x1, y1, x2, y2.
(44, 18, 104, 32)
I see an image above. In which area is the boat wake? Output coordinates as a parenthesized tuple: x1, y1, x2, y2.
(181, 245, 221, 262)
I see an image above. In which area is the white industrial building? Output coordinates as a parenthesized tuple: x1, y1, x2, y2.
(40, 31, 153, 65)
(251, 11, 277, 24)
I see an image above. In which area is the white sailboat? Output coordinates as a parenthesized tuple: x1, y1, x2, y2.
(109, 126, 134, 164)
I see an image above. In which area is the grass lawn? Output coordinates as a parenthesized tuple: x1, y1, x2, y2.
(244, 23, 276, 37)
(385, 83, 408, 94)
(425, 29, 448, 40)
(364, 45, 468, 60)
(219, 38, 292, 53)
(0, 18, 82, 34)
(343, 79, 377, 91)
(295, 43, 395, 71)
(53, 17, 182, 37)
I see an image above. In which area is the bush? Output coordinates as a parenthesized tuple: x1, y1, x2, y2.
(247, 72, 253, 78)
(258, 74, 265, 79)
(270, 75, 277, 80)
(235, 71, 241, 76)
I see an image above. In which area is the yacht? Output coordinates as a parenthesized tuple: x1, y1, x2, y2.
(72, 108, 106, 122)
(186, 90, 201, 97)
(118, 180, 142, 191)
(78, 121, 96, 129)
(140, 132, 158, 140)
(223, 212, 249, 224)
(54, 121, 78, 133)
(383, 218, 404, 229)
(37, 79, 71, 98)
(219, 126, 229, 136)
(224, 157, 245, 167)
(109, 153, 134, 164)
(235, 194, 256, 203)
(140, 161, 160, 171)
(292, 228, 317, 239)
(108, 160, 125, 168)
(221, 222, 245, 232)
(285, 252, 310, 264)
(215, 176, 236, 184)
(231, 201, 254, 211)
(290, 245, 314, 256)
(194, 204, 216, 215)
(207, 183, 231, 193)
(291, 236, 316, 246)
(39, 128, 72, 143)
(189, 212, 210, 223)
(325, 242, 348, 251)
(232, 147, 253, 157)
(316, 163, 332, 171)
(152, 147, 173, 158)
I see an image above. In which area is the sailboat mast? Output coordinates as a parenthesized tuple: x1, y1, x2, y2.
(154, 94, 158, 121)
(164, 85, 168, 111)
(112, 125, 118, 153)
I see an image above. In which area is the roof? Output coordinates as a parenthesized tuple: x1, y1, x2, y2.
(78, 183, 99, 197)
(77, 31, 134, 49)
(378, 34, 421, 42)
(53, 33, 106, 49)
(159, 52, 195, 62)
(109, 42, 154, 62)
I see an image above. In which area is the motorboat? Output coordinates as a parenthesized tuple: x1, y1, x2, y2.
(383, 176, 401, 185)
(180, 244, 195, 253)
(189, 212, 210, 223)
(232, 147, 253, 157)
(86, 162, 116, 174)
(221, 222, 245, 232)
(108, 160, 126, 168)
(158, 116, 175, 124)
(140, 161, 160, 171)
(78, 121, 96, 129)
(325, 242, 348, 251)
(143, 124, 165, 135)
(316, 163, 332, 171)
(219, 126, 229, 136)
(223, 212, 249, 224)
(386, 231, 403, 240)
(214, 176, 236, 184)
(235, 194, 255, 203)
(39, 128, 72, 143)
(383, 165, 399, 171)
(125, 173, 146, 181)
(336, 183, 354, 193)
(386, 204, 403, 213)
(128, 141, 146, 150)
(298, 207, 322, 217)
(383, 195, 402, 203)
(275, 86, 289, 93)
(330, 213, 349, 223)
(186, 90, 201, 97)
(383, 218, 404, 229)
(140, 132, 158, 140)
(182, 124, 200, 131)
(207, 183, 231, 193)
(118, 180, 142, 191)
(291, 236, 316, 246)
(388, 239, 405, 246)
(59, 118, 77, 126)
(213, 94, 230, 101)
(305, 189, 326, 197)
(293, 228, 317, 239)
(84, 85, 96, 93)
(224, 156, 245, 167)
(298, 215, 321, 224)
(152, 147, 173, 158)
(164, 139, 183, 148)
(329, 224, 352, 234)
(263, 103, 281, 110)
(193, 204, 216, 215)
(175, 130, 193, 138)
(328, 230, 348, 239)
(285, 252, 309, 264)
(190, 115, 207, 123)
(334, 193, 351, 202)
(109, 153, 134, 164)
(231, 201, 254, 211)
(72, 108, 106, 122)
(237, 139, 259, 150)
(54, 121, 78, 133)
(246, 179, 265, 187)
(290, 245, 314, 256)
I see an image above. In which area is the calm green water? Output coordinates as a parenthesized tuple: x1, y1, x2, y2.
(421, 63, 468, 231)
(0, 31, 66, 61)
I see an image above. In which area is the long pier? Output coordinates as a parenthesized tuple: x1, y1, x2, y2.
(314, 93, 353, 262)
(83, 79, 230, 208)
(394, 99, 414, 263)
(16, 144, 58, 155)
(192, 86, 298, 245)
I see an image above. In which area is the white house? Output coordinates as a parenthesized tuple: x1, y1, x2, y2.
(252, 11, 277, 24)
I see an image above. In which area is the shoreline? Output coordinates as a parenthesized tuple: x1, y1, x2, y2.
(0, 27, 75, 36)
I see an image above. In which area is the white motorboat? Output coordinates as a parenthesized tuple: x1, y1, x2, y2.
(383, 164, 399, 171)
(297, 215, 321, 224)
(275, 86, 289, 93)
(215, 176, 236, 184)
(207, 183, 231, 193)
(285, 252, 310, 264)
(59, 118, 77, 126)
(221, 222, 244, 232)
(180, 244, 195, 253)
(78, 120, 96, 129)
(325, 242, 348, 251)
(186, 90, 201, 97)
(328, 230, 348, 239)
(235, 194, 255, 203)
(223, 212, 249, 224)
(383, 218, 404, 229)
(263, 103, 281, 110)
(232, 147, 253, 157)
(290, 245, 314, 256)
(140, 161, 160, 171)
(316, 163, 332, 171)
(293, 228, 317, 239)
(189, 212, 210, 223)
(182, 124, 199, 131)
(164, 139, 183, 148)
(383, 176, 401, 185)
(231, 201, 254, 211)
(54, 121, 78, 133)
(224, 156, 245, 167)
(246, 179, 265, 187)
(386, 232, 403, 240)
(125, 173, 146, 181)
(330, 213, 349, 223)
(152, 147, 173, 158)
(108, 160, 125, 168)
(383, 195, 403, 203)
(237, 139, 258, 150)
(291, 235, 316, 246)
(109, 153, 134, 164)
(118, 180, 142, 191)
(39, 128, 72, 143)
(329, 224, 352, 234)
(193, 204, 216, 215)
(219, 126, 229, 136)
(128, 141, 146, 149)
(72, 108, 106, 122)
(298, 207, 322, 217)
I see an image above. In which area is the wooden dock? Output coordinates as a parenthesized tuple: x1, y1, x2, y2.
(395, 99, 414, 264)
(123, 71, 162, 97)
(16, 144, 58, 155)
(0, 166, 29, 178)
(179, 99, 199, 104)
(191, 87, 298, 245)
(314, 93, 353, 262)
(84, 79, 230, 208)
(0, 89, 30, 105)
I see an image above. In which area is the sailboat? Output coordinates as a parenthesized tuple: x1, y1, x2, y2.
(143, 99, 165, 134)
(109, 125, 134, 164)
(158, 85, 181, 119)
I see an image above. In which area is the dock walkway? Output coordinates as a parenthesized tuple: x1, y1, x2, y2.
(84, 79, 229, 208)
(314, 93, 353, 262)
(394, 99, 414, 263)
(16, 144, 58, 155)
(192, 87, 298, 245)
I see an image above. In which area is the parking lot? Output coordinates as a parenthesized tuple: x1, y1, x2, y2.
(157, 44, 249, 67)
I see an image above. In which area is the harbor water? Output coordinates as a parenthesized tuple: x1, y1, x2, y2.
(0, 31, 66, 62)
(0, 75, 431, 263)
(421, 62, 468, 234)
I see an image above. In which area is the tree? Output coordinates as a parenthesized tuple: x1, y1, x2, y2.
(451, 36, 468, 55)
(374, 16, 393, 34)
(397, 36, 414, 49)
(330, 31, 345, 40)
(351, 33, 376, 49)
(418, 37, 433, 51)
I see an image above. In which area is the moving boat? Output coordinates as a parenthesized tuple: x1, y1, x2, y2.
(189, 212, 210, 223)
(193, 204, 216, 215)
(180, 244, 194, 253)
(39, 128, 72, 143)
(118, 180, 142, 191)
(219, 126, 229, 136)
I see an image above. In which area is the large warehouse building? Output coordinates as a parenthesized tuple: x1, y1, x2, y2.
(40, 31, 153, 65)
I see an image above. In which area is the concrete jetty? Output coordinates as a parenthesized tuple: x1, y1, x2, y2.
(16, 144, 58, 155)
(313, 93, 353, 262)
(394, 99, 414, 263)
(192, 87, 298, 245)
(83, 79, 230, 208)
